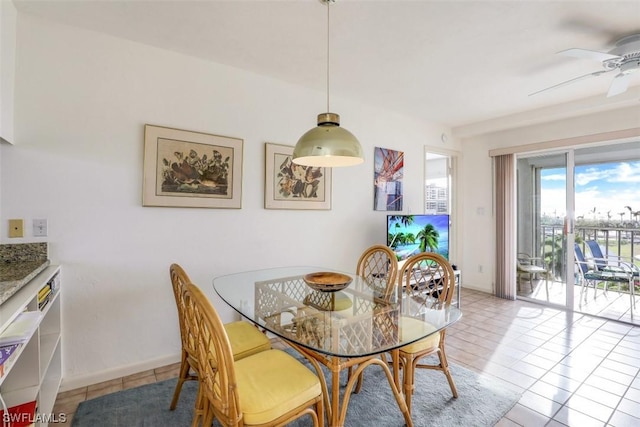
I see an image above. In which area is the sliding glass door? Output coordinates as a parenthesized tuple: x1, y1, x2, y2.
(571, 143, 640, 323)
(516, 151, 575, 309)
(516, 140, 639, 322)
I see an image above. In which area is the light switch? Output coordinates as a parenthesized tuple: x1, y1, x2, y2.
(33, 219, 48, 237)
(8, 219, 24, 238)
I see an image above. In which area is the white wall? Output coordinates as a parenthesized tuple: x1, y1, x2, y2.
(459, 106, 640, 293)
(0, 0, 17, 144)
(1, 14, 458, 390)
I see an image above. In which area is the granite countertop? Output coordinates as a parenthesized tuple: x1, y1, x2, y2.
(0, 259, 51, 305)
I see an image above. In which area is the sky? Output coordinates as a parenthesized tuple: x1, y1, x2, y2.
(540, 161, 640, 221)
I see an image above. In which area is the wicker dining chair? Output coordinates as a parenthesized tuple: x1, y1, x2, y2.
(350, 244, 400, 391)
(168, 264, 271, 412)
(183, 282, 324, 427)
(396, 252, 458, 414)
(356, 244, 399, 301)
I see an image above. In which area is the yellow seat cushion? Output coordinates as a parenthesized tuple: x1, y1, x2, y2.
(303, 290, 353, 312)
(329, 291, 353, 311)
(235, 349, 321, 425)
(398, 316, 440, 354)
(225, 321, 272, 360)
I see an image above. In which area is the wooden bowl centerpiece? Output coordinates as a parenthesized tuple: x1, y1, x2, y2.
(303, 272, 352, 292)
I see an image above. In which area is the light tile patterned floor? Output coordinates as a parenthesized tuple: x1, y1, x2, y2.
(53, 288, 640, 426)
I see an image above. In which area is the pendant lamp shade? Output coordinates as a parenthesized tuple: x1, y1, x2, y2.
(292, 0, 364, 168)
(293, 113, 364, 167)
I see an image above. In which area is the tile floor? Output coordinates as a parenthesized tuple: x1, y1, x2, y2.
(53, 288, 640, 426)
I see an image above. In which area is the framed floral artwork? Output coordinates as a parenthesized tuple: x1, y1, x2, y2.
(264, 143, 331, 210)
(143, 124, 243, 208)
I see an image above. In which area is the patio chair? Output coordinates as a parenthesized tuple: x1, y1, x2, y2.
(585, 240, 634, 273)
(574, 244, 638, 316)
(516, 253, 550, 298)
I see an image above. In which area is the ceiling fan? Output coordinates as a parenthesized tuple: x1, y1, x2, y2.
(530, 34, 640, 97)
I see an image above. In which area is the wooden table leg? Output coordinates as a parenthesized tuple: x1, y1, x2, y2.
(338, 357, 413, 427)
(330, 358, 341, 427)
(391, 349, 400, 390)
(285, 344, 413, 427)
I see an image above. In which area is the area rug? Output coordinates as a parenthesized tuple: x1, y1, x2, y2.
(72, 356, 520, 427)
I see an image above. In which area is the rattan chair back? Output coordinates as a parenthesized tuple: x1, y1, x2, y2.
(183, 282, 242, 426)
(170, 264, 198, 361)
(356, 244, 399, 302)
(168, 264, 200, 411)
(398, 252, 455, 313)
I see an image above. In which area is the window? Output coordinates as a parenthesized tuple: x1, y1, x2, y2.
(425, 153, 451, 215)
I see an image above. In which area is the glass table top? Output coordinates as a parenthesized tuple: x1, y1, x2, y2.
(213, 266, 462, 358)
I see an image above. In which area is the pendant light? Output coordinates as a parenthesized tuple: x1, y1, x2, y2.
(292, 0, 364, 167)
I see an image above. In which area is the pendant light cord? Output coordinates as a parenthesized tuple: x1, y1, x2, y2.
(326, 0, 331, 113)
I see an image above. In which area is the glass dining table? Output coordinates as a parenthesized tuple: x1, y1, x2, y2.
(213, 266, 462, 427)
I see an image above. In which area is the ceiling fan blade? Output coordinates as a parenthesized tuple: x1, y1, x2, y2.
(607, 73, 632, 97)
(558, 48, 621, 62)
(529, 70, 610, 96)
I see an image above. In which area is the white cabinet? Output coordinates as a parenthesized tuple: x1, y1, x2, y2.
(453, 270, 461, 308)
(0, 266, 61, 426)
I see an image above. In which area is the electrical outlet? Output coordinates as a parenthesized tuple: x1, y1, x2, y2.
(33, 219, 48, 237)
(8, 219, 24, 238)
(478, 264, 483, 273)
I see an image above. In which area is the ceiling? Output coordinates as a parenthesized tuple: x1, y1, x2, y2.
(12, 0, 640, 134)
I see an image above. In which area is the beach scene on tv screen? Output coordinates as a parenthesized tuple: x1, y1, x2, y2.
(387, 215, 449, 260)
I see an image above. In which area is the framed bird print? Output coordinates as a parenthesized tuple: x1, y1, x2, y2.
(143, 124, 243, 208)
(264, 143, 331, 210)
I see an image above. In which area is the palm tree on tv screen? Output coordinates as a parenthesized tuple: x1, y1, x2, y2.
(388, 216, 415, 248)
(417, 224, 439, 253)
(403, 233, 416, 245)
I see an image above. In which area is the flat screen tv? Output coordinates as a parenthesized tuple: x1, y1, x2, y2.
(387, 214, 450, 262)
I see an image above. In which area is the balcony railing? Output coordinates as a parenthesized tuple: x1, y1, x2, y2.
(539, 225, 640, 280)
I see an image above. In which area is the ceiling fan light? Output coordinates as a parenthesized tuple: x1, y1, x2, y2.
(293, 113, 364, 167)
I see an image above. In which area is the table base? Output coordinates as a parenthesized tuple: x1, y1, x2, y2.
(288, 343, 413, 427)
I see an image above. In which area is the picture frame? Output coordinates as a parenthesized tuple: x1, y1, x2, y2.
(143, 124, 243, 208)
(374, 147, 404, 211)
(264, 143, 332, 210)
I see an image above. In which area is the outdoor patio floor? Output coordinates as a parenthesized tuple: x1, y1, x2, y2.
(518, 279, 640, 326)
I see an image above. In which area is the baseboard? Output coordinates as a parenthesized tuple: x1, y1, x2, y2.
(59, 353, 181, 392)
(461, 284, 491, 293)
